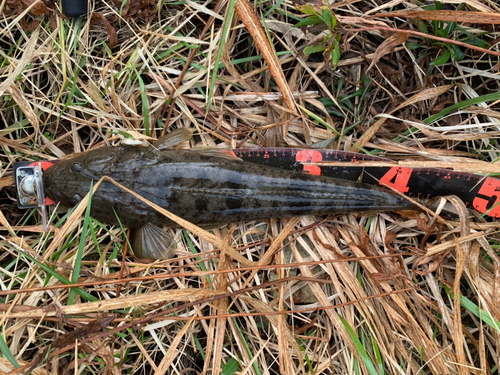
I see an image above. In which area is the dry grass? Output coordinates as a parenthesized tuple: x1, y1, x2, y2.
(1, 0, 500, 374)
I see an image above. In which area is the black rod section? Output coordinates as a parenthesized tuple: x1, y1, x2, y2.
(61, 0, 88, 17)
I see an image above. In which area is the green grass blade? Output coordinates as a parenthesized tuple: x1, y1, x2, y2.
(339, 315, 381, 375)
(16, 249, 97, 302)
(445, 285, 500, 332)
(184, 230, 212, 285)
(221, 357, 240, 375)
(68, 181, 94, 305)
(394, 90, 500, 143)
(0, 333, 19, 369)
(264, 0, 286, 17)
(1, 237, 96, 302)
(371, 335, 384, 374)
(133, 66, 150, 136)
(113, 208, 133, 256)
(233, 317, 262, 375)
(424, 91, 500, 125)
(208, 0, 237, 111)
(193, 334, 206, 361)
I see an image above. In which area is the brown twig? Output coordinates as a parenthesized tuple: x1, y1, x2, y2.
(344, 26, 500, 57)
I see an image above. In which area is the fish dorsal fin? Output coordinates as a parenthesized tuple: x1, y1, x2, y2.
(154, 128, 192, 150)
(130, 223, 177, 259)
(190, 148, 242, 161)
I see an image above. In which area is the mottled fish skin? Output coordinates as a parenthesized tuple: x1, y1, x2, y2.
(42, 146, 416, 228)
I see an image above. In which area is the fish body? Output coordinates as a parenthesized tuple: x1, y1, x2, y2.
(43, 146, 415, 225)
(42, 146, 416, 258)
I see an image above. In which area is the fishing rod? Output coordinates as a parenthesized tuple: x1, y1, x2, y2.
(235, 148, 500, 219)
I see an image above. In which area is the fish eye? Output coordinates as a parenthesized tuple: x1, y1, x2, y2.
(73, 194, 82, 203)
(72, 163, 83, 172)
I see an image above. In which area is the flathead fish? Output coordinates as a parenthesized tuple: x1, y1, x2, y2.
(43, 135, 416, 259)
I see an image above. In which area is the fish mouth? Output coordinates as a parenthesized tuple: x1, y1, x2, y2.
(42, 162, 87, 207)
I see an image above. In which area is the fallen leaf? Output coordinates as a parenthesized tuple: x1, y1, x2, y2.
(111, 0, 156, 22)
(367, 32, 409, 71)
(52, 315, 116, 349)
(20, 0, 51, 16)
(91, 13, 118, 48)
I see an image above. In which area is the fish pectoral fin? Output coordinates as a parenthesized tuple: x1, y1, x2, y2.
(130, 223, 177, 260)
(189, 148, 242, 161)
(154, 128, 192, 150)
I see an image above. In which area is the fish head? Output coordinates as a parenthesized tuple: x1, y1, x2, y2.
(42, 148, 115, 206)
